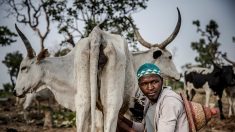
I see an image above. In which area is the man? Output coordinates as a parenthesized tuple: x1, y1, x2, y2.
(118, 63, 189, 132)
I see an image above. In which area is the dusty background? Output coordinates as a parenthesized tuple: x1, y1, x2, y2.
(0, 92, 235, 132)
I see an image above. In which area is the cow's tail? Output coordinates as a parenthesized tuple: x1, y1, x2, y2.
(183, 71, 187, 88)
(183, 71, 190, 100)
(89, 26, 103, 132)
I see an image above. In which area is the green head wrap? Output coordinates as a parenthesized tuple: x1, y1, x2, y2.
(137, 63, 161, 80)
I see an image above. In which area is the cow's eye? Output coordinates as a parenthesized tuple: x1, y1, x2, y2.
(169, 56, 172, 59)
(153, 50, 162, 59)
(21, 66, 27, 71)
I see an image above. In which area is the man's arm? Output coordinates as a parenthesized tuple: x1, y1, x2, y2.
(118, 114, 144, 132)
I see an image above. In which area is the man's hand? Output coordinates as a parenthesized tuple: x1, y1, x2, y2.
(117, 114, 136, 132)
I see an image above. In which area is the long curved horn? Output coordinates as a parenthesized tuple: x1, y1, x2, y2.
(154, 7, 181, 49)
(126, 16, 152, 49)
(15, 24, 35, 59)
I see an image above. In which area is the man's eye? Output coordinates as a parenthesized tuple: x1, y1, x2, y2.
(140, 83, 147, 87)
(152, 80, 159, 84)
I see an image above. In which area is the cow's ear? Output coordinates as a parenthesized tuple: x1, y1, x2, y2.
(153, 50, 162, 59)
(36, 49, 49, 64)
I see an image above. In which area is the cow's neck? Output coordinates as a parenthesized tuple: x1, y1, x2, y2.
(40, 53, 76, 111)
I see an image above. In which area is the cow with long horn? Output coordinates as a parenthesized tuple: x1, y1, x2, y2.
(130, 7, 181, 81)
(13, 24, 138, 132)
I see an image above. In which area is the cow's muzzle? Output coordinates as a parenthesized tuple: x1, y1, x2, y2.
(12, 89, 25, 98)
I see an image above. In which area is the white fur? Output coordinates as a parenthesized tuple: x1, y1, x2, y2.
(14, 26, 179, 132)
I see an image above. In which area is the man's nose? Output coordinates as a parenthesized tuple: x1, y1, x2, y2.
(147, 83, 154, 90)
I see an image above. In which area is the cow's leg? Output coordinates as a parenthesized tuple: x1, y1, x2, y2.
(75, 94, 90, 131)
(101, 43, 125, 132)
(23, 109, 31, 124)
(186, 83, 195, 101)
(218, 98, 225, 119)
(36, 100, 40, 114)
(75, 44, 90, 132)
(190, 89, 196, 101)
(186, 89, 195, 101)
(228, 96, 232, 118)
(231, 94, 235, 116)
(96, 109, 104, 132)
(186, 90, 190, 100)
(185, 82, 190, 100)
(217, 92, 225, 119)
(102, 89, 123, 132)
(205, 86, 211, 107)
(43, 109, 53, 129)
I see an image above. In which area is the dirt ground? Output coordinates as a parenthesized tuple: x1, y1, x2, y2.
(0, 96, 76, 132)
(0, 93, 235, 132)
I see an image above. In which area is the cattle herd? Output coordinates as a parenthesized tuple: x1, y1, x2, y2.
(10, 8, 235, 132)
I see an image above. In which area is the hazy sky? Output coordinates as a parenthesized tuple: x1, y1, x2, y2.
(0, 0, 235, 89)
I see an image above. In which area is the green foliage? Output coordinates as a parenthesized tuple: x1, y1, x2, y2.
(0, 26, 17, 46)
(54, 48, 71, 57)
(46, 0, 148, 51)
(2, 83, 14, 92)
(2, 51, 23, 88)
(53, 109, 76, 127)
(2, 0, 148, 49)
(191, 20, 220, 68)
(0, 87, 12, 97)
(2, 51, 23, 77)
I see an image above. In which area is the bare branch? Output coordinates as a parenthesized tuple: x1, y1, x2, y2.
(222, 53, 235, 66)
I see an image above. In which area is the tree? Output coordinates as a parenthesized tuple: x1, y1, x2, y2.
(2, 51, 23, 91)
(0, 26, 17, 46)
(47, 0, 149, 51)
(2, 83, 14, 92)
(54, 48, 71, 57)
(1, 0, 149, 51)
(191, 20, 220, 68)
(0, 25, 21, 92)
(0, 0, 59, 50)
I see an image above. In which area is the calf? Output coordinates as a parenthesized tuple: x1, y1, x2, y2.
(184, 64, 235, 119)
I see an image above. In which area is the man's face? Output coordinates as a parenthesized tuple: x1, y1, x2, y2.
(138, 74, 163, 103)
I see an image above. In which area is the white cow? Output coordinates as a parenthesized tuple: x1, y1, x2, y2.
(13, 8, 181, 131)
(13, 25, 137, 132)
